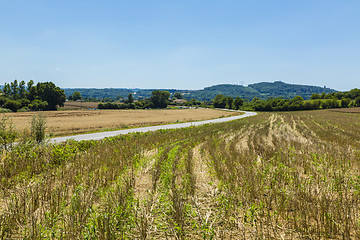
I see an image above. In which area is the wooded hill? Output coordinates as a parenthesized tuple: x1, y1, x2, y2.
(63, 81, 337, 101)
(184, 81, 336, 101)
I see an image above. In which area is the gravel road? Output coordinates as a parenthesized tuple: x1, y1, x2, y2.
(49, 110, 257, 143)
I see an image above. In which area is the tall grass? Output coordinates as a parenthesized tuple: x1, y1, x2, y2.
(0, 109, 359, 239)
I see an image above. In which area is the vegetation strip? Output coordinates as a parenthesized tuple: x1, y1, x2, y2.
(49, 110, 256, 143)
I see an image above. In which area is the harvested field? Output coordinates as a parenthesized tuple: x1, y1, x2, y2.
(329, 107, 360, 113)
(2, 110, 360, 239)
(61, 101, 100, 109)
(4, 108, 238, 136)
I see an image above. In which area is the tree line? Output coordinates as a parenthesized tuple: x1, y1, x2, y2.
(212, 88, 360, 111)
(98, 90, 171, 109)
(1, 80, 66, 112)
(213, 95, 244, 109)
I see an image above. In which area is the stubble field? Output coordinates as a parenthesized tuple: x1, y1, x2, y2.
(1, 109, 360, 239)
(61, 101, 100, 110)
(329, 107, 360, 113)
(5, 108, 237, 136)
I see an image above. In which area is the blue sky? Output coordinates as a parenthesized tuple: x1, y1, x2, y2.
(0, 0, 359, 90)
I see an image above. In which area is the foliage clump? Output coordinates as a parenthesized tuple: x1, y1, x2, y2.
(98, 90, 171, 109)
(0, 115, 17, 150)
(1, 80, 66, 112)
(213, 87, 360, 111)
(30, 113, 47, 143)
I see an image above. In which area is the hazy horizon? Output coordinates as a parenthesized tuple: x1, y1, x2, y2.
(1, 1, 360, 91)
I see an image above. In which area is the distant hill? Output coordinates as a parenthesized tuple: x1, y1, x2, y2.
(63, 81, 337, 101)
(248, 81, 335, 100)
(183, 84, 260, 101)
(182, 81, 336, 101)
(64, 88, 134, 100)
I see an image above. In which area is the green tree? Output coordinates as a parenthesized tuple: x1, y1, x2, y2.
(0, 96, 7, 106)
(355, 97, 360, 107)
(251, 97, 261, 104)
(27, 80, 34, 91)
(341, 98, 351, 108)
(4, 100, 21, 112)
(2, 83, 11, 97)
(27, 85, 38, 101)
(10, 80, 19, 99)
(291, 96, 304, 104)
(174, 92, 183, 99)
(125, 93, 134, 104)
(311, 93, 321, 100)
(213, 95, 226, 108)
(72, 91, 82, 101)
(150, 90, 170, 108)
(312, 99, 321, 109)
(225, 96, 233, 109)
(19, 80, 26, 99)
(29, 100, 48, 111)
(233, 97, 243, 110)
(348, 88, 360, 99)
(36, 82, 66, 110)
(334, 92, 344, 100)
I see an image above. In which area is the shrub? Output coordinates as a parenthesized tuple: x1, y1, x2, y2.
(29, 99, 48, 111)
(355, 97, 360, 107)
(4, 100, 21, 112)
(0, 108, 12, 113)
(341, 98, 351, 108)
(18, 107, 30, 112)
(30, 113, 47, 143)
(0, 115, 17, 150)
(0, 96, 8, 106)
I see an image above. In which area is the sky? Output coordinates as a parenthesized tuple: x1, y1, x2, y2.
(0, 0, 359, 91)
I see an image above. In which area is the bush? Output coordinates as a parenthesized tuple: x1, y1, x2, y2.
(355, 97, 360, 107)
(19, 99, 30, 108)
(0, 108, 12, 113)
(311, 93, 321, 100)
(0, 96, 8, 106)
(30, 113, 47, 143)
(0, 115, 17, 150)
(18, 107, 30, 112)
(4, 100, 21, 112)
(29, 100, 48, 111)
(341, 98, 351, 108)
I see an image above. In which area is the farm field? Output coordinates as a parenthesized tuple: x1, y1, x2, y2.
(329, 107, 360, 113)
(1, 109, 360, 239)
(61, 101, 100, 110)
(4, 108, 238, 136)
